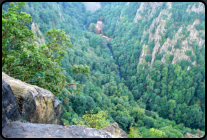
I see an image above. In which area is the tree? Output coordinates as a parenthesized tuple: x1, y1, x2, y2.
(148, 39, 155, 53)
(89, 34, 101, 48)
(82, 110, 110, 129)
(174, 39, 181, 49)
(151, 27, 155, 34)
(161, 66, 168, 78)
(145, 55, 152, 62)
(143, 32, 149, 43)
(174, 64, 181, 77)
(160, 96, 168, 118)
(153, 60, 162, 71)
(168, 46, 172, 51)
(149, 128, 167, 138)
(2, 2, 90, 96)
(2, 2, 34, 65)
(88, 23, 96, 32)
(142, 116, 154, 128)
(128, 127, 141, 138)
(185, 50, 192, 56)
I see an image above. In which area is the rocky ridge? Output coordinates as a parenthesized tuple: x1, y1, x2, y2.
(31, 22, 45, 46)
(136, 2, 205, 70)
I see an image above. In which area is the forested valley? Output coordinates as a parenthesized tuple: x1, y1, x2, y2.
(2, 2, 205, 138)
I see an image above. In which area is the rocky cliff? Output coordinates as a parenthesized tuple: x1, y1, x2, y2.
(136, 2, 205, 70)
(2, 72, 63, 125)
(2, 72, 123, 138)
(31, 22, 45, 46)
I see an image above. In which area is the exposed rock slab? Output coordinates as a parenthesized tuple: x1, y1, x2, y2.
(2, 72, 63, 125)
(184, 131, 205, 138)
(102, 122, 128, 138)
(2, 121, 121, 138)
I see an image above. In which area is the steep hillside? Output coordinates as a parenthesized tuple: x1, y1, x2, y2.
(137, 2, 205, 70)
(91, 1, 205, 134)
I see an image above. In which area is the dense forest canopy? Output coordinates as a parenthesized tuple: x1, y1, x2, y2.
(2, 2, 205, 138)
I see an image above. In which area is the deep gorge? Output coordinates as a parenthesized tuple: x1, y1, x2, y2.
(2, 2, 205, 138)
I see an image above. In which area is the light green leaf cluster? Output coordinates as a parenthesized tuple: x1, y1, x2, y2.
(82, 110, 110, 129)
(2, 2, 73, 96)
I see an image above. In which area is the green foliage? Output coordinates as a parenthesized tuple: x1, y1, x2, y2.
(148, 39, 155, 53)
(165, 54, 174, 64)
(185, 50, 192, 56)
(149, 128, 167, 138)
(143, 32, 149, 43)
(145, 55, 152, 62)
(82, 110, 110, 129)
(72, 65, 90, 76)
(153, 60, 162, 71)
(128, 127, 141, 138)
(168, 46, 172, 51)
(4, 2, 205, 137)
(89, 34, 102, 48)
(190, 55, 196, 62)
(2, 2, 72, 95)
(151, 27, 155, 34)
(174, 39, 181, 49)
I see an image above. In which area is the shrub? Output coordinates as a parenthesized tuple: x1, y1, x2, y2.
(82, 110, 110, 129)
(145, 55, 152, 62)
(168, 46, 172, 51)
(128, 127, 141, 138)
(190, 55, 196, 62)
(185, 50, 192, 56)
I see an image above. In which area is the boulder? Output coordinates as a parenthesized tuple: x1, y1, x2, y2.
(2, 72, 63, 125)
(196, 131, 205, 138)
(2, 121, 121, 138)
(184, 132, 193, 138)
(102, 122, 128, 138)
(2, 80, 21, 128)
(184, 131, 205, 138)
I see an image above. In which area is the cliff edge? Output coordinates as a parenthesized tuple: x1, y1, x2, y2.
(2, 72, 122, 138)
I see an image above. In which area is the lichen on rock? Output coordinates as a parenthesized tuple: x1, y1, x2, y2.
(2, 72, 63, 125)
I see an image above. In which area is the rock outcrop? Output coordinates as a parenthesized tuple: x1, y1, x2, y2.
(184, 131, 205, 138)
(102, 122, 128, 138)
(2, 80, 21, 128)
(134, 2, 163, 23)
(2, 72, 63, 125)
(31, 22, 45, 46)
(136, 2, 205, 70)
(2, 121, 121, 138)
(2, 72, 125, 138)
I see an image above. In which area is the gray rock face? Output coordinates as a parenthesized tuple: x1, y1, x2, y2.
(2, 80, 21, 128)
(2, 121, 121, 138)
(102, 122, 128, 138)
(2, 72, 63, 125)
